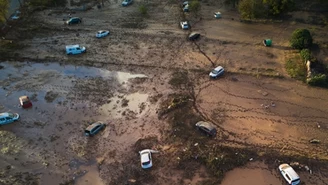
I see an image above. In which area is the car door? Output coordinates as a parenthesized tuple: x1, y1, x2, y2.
(0, 118, 5, 124)
(91, 125, 101, 135)
(5, 117, 13, 124)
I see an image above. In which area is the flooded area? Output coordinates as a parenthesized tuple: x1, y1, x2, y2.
(0, 61, 158, 185)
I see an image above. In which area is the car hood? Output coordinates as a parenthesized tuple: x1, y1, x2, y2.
(13, 113, 20, 120)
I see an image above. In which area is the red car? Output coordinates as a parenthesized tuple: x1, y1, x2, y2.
(19, 96, 32, 108)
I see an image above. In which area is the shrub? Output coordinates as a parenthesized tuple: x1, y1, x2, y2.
(285, 58, 306, 80)
(307, 74, 328, 87)
(139, 5, 148, 15)
(300, 49, 311, 61)
(290, 29, 313, 50)
(190, 0, 201, 15)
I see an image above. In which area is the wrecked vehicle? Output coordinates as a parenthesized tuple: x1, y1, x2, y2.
(195, 121, 217, 137)
(84, 121, 106, 136)
(19, 96, 32, 109)
(279, 163, 301, 185)
(0, 112, 20, 125)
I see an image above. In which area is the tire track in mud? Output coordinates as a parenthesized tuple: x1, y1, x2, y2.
(200, 100, 328, 121)
(211, 83, 328, 115)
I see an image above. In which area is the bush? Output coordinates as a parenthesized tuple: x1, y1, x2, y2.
(189, 0, 201, 15)
(238, 0, 266, 19)
(290, 29, 313, 50)
(139, 5, 148, 15)
(300, 49, 311, 61)
(285, 58, 306, 80)
(307, 74, 328, 87)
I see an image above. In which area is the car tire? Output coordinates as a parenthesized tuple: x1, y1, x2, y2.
(68, 52, 72, 55)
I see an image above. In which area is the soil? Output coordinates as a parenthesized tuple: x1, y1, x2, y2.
(1, 0, 328, 185)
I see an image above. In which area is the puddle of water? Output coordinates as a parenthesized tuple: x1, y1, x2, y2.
(100, 92, 149, 118)
(0, 62, 147, 84)
(220, 162, 282, 185)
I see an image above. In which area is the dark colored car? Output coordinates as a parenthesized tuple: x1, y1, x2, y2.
(195, 121, 217, 136)
(19, 96, 32, 109)
(189, 32, 200, 41)
(66, 17, 82, 25)
(85, 121, 106, 136)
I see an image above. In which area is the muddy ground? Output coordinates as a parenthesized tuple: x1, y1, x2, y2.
(1, 0, 328, 184)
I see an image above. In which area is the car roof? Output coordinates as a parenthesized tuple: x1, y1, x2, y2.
(0, 113, 10, 118)
(280, 164, 300, 180)
(189, 32, 200, 36)
(196, 121, 215, 130)
(214, 66, 224, 71)
(66, 45, 80, 48)
(141, 152, 150, 162)
(85, 121, 103, 131)
(19, 96, 29, 101)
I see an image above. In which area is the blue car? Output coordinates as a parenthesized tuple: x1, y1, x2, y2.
(122, 0, 133, 6)
(85, 121, 106, 136)
(0, 112, 20, 125)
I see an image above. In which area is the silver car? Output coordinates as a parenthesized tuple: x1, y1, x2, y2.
(209, 66, 224, 78)
(96, 30, 110, 38)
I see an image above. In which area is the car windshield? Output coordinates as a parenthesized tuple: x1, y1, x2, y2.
(8, 113, 15, 118)
(142, 161, 150, 165)
(211, 69, 220, 74)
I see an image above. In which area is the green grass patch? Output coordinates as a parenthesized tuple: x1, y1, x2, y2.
(285, 55, 306, 80)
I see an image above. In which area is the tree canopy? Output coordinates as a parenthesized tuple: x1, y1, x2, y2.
(290, 29, 313, 50)
(0, 0, 9, 23)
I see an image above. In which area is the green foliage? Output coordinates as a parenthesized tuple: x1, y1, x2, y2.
(290, 29, 313, 50)
(300, 49, 311, 61)
(307, 74, 328, 87)
(238, 0, 294, 19)
(285, 58, 306, 80)
(28, 0, 66, 7)
(0, 0, 9, 23)
(263, 0, 295, 16)
(189, 0, 201, 15)
(238, 0, 266, 19)
(138, 5, 148, 15)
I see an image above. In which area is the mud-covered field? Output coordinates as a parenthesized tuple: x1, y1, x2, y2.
(1, 0, 328, 184)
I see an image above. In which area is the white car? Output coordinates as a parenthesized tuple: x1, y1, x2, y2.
(180, 21, 189, 30)
(209, 66, 225, 78)
(96, 30, 110, 38)
(139, 149, 153, 169)
(279, 164, 301, 185)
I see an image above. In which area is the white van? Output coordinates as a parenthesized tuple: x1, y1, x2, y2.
(0, 112, 20, 125)
(66, 45, 86, 55)
(279, 164, 301, 185)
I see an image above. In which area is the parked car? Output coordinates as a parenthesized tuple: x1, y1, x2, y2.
(0, 112, 20, 125)
(66, 45, 86, 55)
(66, 17, 82, 25)
(209, 66, 225, 78)
(188, 32, 200, 41)
(139, 149, 153, 169)
(84, 121, 106, 136)
(122, 0, 133, 6)
(180, 21, 189, 30)
(96, 30, 110, 38)
(195, 121, 217, 136)
(279, 164, 301, 185)
(19, 96, 32, 109)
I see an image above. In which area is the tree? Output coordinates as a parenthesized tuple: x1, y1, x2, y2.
(238, 0, 265, 19)
(263, 0, 295, 16)
(290, 29, 313, 50)
(0, 0, 9, 23)
(189, 0, 201, 16)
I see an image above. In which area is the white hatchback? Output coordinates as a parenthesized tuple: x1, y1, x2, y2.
(96, 30, 110, 38)
(139, 149, 153, 169)
(180, 21, 189, 30)
(279, 164, 301, 185)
